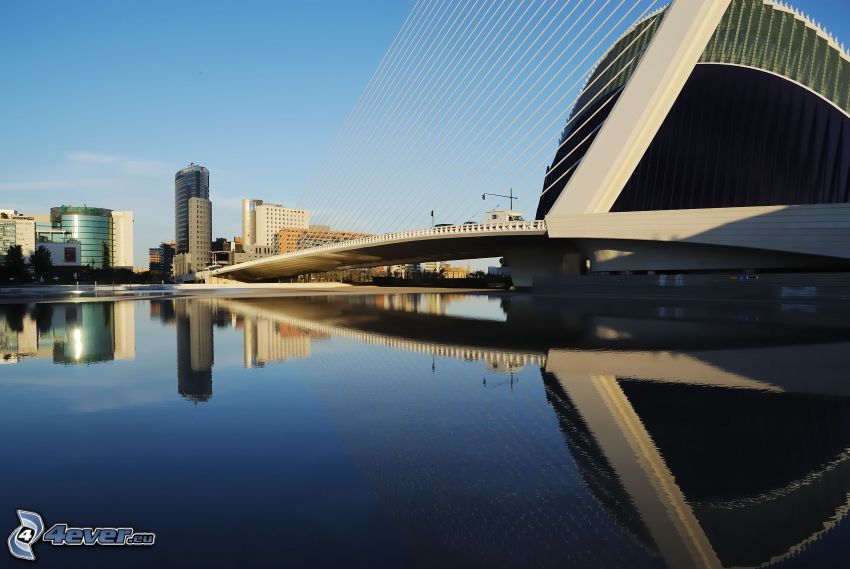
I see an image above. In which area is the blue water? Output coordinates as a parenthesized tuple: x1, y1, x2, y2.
(2, 294, 850, 568)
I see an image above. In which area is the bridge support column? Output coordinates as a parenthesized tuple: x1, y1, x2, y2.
(504, 246, 583, 288)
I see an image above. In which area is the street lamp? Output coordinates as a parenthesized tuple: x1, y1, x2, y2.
(482, 188, 516, 209)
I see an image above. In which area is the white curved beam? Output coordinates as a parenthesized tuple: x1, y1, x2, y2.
(547, 0, 731, 220)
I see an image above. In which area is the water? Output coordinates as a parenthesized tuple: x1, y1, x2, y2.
(2, 292, 850, 568)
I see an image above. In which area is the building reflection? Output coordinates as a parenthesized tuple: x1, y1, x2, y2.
(0, 301, 135, 365)
(235, 316, 315, 369)
(174, 299, 214, 403)
(149, 298, 327, 403)
(6, 292, 850, 565)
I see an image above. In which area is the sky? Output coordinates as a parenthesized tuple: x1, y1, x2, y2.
(0, 0, 848, 268)
(0, 0, 413, 266)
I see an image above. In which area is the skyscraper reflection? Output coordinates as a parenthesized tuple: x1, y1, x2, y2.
(174, 299, 214, 403)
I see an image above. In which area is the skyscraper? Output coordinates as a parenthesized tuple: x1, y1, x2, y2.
(174, 164, 211, 275)
(174, 163, 210, 255)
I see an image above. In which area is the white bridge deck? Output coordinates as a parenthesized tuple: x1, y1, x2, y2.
(205, 220, 548, 282)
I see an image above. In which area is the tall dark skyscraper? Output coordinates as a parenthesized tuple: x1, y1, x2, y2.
(174, 163, 209, 254)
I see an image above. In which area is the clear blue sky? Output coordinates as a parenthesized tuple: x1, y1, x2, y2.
(0, 0, 847, 268)
(0, 0, 413, 265)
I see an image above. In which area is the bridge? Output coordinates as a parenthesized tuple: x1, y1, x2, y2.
(203, 0, 850, 286)
(205, 220, 547, 282)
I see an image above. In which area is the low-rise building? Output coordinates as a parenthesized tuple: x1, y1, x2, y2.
(277, 226, 372, 254)
(38, 241, 82, 267)
(149, 241, 176, 274)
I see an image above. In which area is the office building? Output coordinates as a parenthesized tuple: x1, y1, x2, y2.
(0, 210, 36, 258)
(0, 218, 16, 261)
(173, 163, 212, 276)
(188, 197, 212, 270)
(241, 199, 262, 247)
(175, 163, 210, 255)
(174, 197, 211, 275)
(149, 241, 176, 274)
(242, 198, 308, 250)
(49, 206, 134, 269)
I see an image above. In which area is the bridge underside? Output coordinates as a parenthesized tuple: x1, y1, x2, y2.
(209, 232, 548, 282)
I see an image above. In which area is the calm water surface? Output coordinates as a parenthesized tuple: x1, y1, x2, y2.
(2, 293, 850, 568)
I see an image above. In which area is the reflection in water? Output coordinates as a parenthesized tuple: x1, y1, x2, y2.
(4, 293, 850, 567)
(1, 301, 135, 364)
(175, 299, 214, 403)
(203, 294, 850, 568)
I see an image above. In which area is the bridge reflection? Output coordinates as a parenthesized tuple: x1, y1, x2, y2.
(157, 293, 850, 568)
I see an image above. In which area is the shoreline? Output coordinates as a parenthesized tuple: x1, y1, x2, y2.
(0, 283, 497, 303)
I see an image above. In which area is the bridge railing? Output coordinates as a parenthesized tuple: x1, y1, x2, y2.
(299, 219, 548, 254)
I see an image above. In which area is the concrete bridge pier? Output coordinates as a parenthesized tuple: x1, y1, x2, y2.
(504, 244, 584, 288)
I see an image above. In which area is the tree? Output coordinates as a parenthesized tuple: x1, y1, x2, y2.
(30, 245, 53, 281)
(3, 304, 26, 332)
(30, 303, 53, 334)
(4, 245, 29, 282)
(101, 242, 111, 270)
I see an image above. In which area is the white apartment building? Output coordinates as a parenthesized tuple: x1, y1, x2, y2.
(13, 216, 35, 257)
(0, 210, 36, 257)
(244, 199, 308, 249)
(110, 210, 134, 268)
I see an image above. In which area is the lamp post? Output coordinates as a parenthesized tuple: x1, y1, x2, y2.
(430, 210, 435, 227)
(482, 188, 517, 209)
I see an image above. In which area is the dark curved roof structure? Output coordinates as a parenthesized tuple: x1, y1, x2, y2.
(537, 0, 850, 219)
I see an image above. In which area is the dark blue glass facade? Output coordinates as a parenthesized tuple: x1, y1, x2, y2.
(175, 164, 209, 254)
